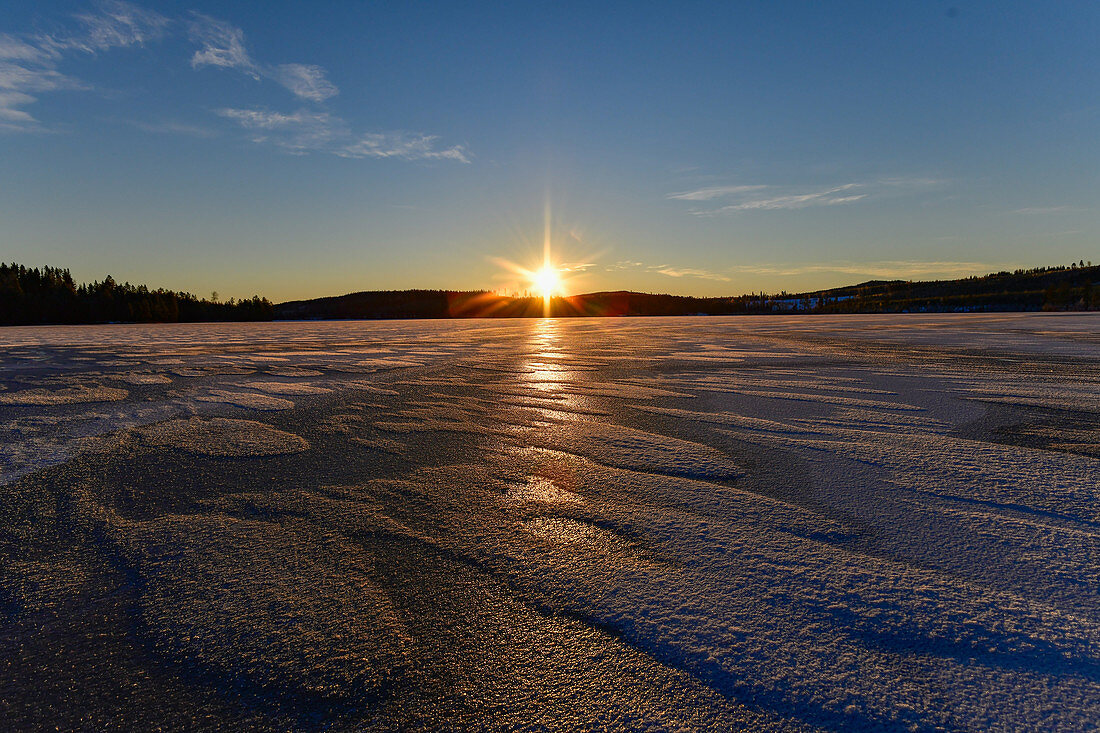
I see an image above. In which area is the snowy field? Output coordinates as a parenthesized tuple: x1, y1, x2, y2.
(1, 313, 1098, 731)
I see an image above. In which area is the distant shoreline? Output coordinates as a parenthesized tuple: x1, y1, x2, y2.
(3, 262, 1097, 326)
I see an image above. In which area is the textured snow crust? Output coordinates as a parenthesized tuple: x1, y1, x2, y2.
(1, 313, 1098, 730)
(136, 417, 310, 456)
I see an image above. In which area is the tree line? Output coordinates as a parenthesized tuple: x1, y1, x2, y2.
(793, 263, 1100, 314)
(4, 261, 1097, 326)
(277, 263, 1100, 320)
(0, 264, 273, 326)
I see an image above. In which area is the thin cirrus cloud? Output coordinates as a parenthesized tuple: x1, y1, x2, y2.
(665, 185, 768, 202)
(0, 1, 168, 129)
(58, 1, 169, 54)
(669, 178, 943, 215)
(187, 14, 338, 102)
(191, 16, 467, 162)
(216, 108, 470, 162)
(653, 266, 731, 281)
(1, 2, 467, 163)
(270, 64, 339, 103)
(180, 11, 469, 161)
(560, 262, 599, 273)
(128, 118, 217, 137)
(604, 261, 731, 281)
(602, 257, 1001, 284)
(669, 183, 867, 214)
(187, 13, 257, 76)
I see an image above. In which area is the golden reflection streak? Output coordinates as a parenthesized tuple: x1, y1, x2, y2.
(489, 196, 570, 317)
(543, 196, 552, 317)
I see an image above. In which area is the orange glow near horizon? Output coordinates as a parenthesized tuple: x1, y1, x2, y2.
(537, 197, 556, 317)
(530, 265, 563, 300)
(490, 197, 576, 316)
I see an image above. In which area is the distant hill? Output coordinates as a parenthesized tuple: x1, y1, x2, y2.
(276, 264, 1100, 320)
(797, 264, 1100, 313)
(274, 289, 750, 320)
(3, 262, 1097, 326)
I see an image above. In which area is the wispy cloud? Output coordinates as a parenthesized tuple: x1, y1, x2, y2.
(0, 65, 85, 128)
(191, 14, 468, 159)
(1, 3, 466, 162)
(216, 107, 470, 162)
(197, 17, 464, 159)
(128, 118, 217, 137)
(0, 60, 84, 93)
(187, 13, 257, 76)
(721, 184, 866, 212)
(216, 108, 341, 150)
(272, 64, 338, 102)
(0, 92, 35, 124)
(187, 14, 336, 101)
(0, 1, 166, 130)
(670, 177, 944, 215)
(340, 132, 469, 162)
(602, 257, 1006, 284)
(0, 34, 57, 64)
(673, 183, 866, 214)
(60, 0, 169, 54)
(604, 260, 731, 281)
(667, 184, 767, 201)
(654, 267, 730, 281)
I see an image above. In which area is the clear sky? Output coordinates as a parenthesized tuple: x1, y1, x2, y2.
(2, 1, 1098, 301)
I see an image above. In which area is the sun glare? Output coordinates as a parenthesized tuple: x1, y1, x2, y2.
(531, 265, 563, 299)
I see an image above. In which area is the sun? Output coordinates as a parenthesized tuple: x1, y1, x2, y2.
(530, 265, 563, 299)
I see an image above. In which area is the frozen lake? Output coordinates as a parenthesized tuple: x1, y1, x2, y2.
(1, 313, 1099, 730)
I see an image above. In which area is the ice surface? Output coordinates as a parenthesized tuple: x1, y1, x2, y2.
(0, 384, 128, 404)
(194, 389, 296, 411)
(114, 372, 174, 385)
(125, 514, 408, 701)
(502, 475, 584, 506)
(136, 417, 310, 456)
(1, 313, 1099, 730)
(243, 380, 334, 395)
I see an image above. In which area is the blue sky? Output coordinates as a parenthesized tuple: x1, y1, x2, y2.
(2, 1, 1097, 301)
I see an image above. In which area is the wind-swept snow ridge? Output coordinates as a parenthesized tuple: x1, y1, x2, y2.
(137, 417, 309, 456)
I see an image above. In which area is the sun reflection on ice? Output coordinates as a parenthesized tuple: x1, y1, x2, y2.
(525, 318, 567, 392)
(509, 318, 591, 418)
(503, 475, 582, 506)
(531, 317, 562, 361)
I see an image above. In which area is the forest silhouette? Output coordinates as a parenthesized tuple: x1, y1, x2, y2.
(2, 261, 1097, 326)
(0, 264, 272, 325)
